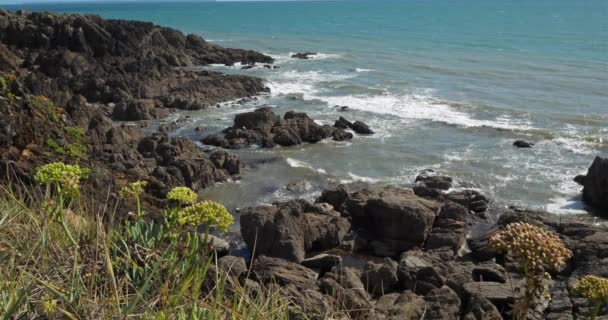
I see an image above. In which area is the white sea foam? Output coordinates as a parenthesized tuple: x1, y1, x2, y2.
(312, 90, 534, 131)
(355, 68, 374, 73)
(285, 158, 327, 175)
(266, 70, 355, 96)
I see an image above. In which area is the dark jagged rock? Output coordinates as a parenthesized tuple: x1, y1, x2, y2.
(415, 170, 453, 190)
(513, 140, 534, 148)
(351, 121, 374, 135)
(333, 116, 374, 135)
(239, 200, 350, 263)
(577, 156, 608, 212)
(202, 107, 353, 149)
(343, 186, 441, 257)
(291, 52, 317, 59)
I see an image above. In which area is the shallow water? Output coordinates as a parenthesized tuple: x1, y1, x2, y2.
(6, 0, 608, 218)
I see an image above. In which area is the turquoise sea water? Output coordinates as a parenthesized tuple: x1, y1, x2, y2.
(4, 0, 608, 216)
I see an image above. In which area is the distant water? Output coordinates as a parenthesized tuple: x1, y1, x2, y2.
(5, 0, 608, 217)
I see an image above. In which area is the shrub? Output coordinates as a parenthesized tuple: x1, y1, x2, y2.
(491, 222, 571, 319)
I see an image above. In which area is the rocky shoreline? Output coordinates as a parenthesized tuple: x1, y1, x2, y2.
(1, 10, 608, 320)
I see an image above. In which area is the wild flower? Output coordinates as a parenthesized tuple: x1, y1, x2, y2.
(575, 275, 608, 320)
(42, 294, 58, 316)
(177, 201, 233, 232)
(120, 181, 148, 217)
(35, 162, 89, 198)
(491, 222, 572, 319)
(7, 74, 17, 82)
(120, 181, 147, 200)
(166, 186, 198, 205)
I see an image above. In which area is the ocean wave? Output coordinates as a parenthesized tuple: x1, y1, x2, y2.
(285, 158, 327, 174)
(354, 68, 374, 73)
(266, 70, 355, 96)
(312, 90, 535, 131)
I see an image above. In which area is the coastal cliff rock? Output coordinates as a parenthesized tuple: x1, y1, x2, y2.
(0, 10, 272, 213)
(576, 156, 608, 212)
(202, 107, 354, 149)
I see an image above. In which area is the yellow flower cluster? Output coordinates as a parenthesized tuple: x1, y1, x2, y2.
(177, 201, 233, 231)
(575, 275, 608, 303)
(35, 162, 89, 196)
(42, 294, 58, 315)
(166, 186, 198, 204)
(491, 222, 571, 273)
(119, 181, 148, 200)
(7, 74, 17, 82)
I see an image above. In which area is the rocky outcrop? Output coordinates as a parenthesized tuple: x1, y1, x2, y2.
(202, 107, 354, 149)
(0, 10, 270, 214)
(576, 156, 608, 212)
(333, 116, 375, 135)
(291, 52, 317, 59)
(0, 10, 271, 110)
(235, 182, 608, 319)
(513, 140, 534, 148)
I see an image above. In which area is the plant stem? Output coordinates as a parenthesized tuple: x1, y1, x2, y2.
(591, 301, 601, 320)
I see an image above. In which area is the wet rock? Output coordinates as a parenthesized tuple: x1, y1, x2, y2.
(286, 180, 311, 193)
(291, 52, 317, 59)
(416, 171, 453, 190)
(513, 140, 534, 148)
(351, 121, 374, 135)
(334, 116, 352, 129)
(578, 156, 608, 211)
(240, 200, 350, 263)
(317, 185, 349, 212)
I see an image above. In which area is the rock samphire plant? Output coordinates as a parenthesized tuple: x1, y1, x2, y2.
(35, 162, 90, 246)
(575, 275, 608, 320)
(491, 221, 572, 319)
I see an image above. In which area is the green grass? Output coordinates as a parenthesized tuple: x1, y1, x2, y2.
(0, 185, 304, 319)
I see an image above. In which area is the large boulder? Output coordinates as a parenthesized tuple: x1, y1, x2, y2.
(240, 200, 350, 263)
(577, 156, 608, 211)
(343, 186, 441, 257)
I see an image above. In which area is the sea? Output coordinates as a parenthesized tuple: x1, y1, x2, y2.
(4, 0, 608, 219)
